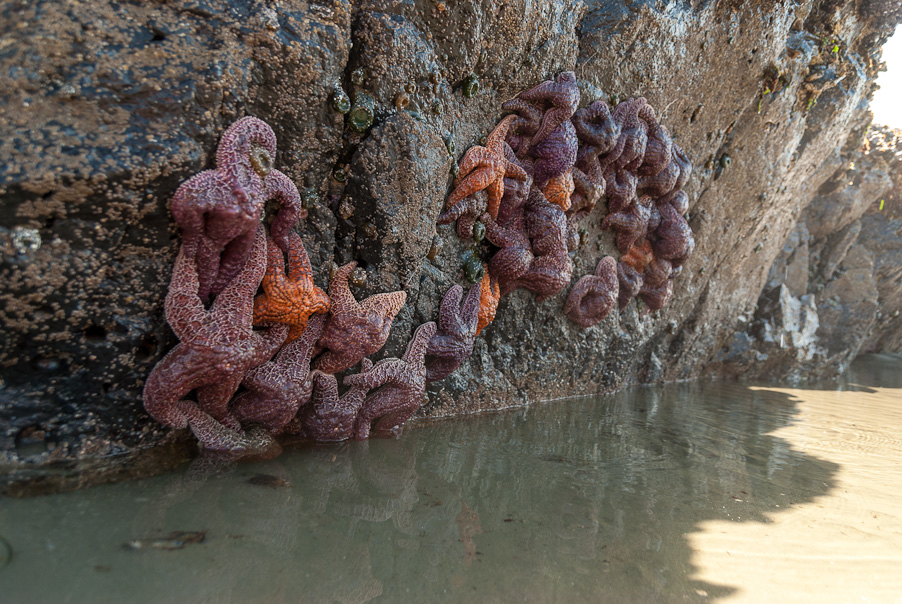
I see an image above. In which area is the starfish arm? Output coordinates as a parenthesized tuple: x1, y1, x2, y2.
(170, 173, 217, 240)
(480, 212, 525, 249)
(564, 257, 619, 328)
(437, 285, 464, 333)
(426, 357, 463, 382)
(327, 262, 361, 314)
(216, 116, 278, 167)
(447, 165, 496, 209)
(195, 374, 243, 431)
(426, 334, 470, 358)
(341, 358, 373, 407)
(402, 322, 438, 364)
(503, 160, 529, 182)
(312, 369, 343, 405)
(210, 224, 267, 324)
(501, 98, 543, 134)
(360, 290, 407, 320)
(279, 313, 326, 366)
(142, 347, 202, 429)
(285, 231, 313, 282)
(437, 195, 487, 225)
(486, 114, 518, 152)
(355, 388, 420, 439)
(343, 358, 406, 390)
(164, 240, 207, 343)
(486, 177, 505, 219)
(455, 147, 495, 185)
(252, 324, 290, 366)
(177, 401, 280, 457)
(460, 282, 481, 331)
(263, 233, 289, 291)
(208, 226, 258, 297)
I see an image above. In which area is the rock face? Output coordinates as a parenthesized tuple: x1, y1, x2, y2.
(1, 0, 900, 474)
(713, 125, 902, 380)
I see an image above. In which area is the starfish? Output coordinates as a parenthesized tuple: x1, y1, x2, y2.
(176, 401, 283, 461)
(616, 239, 654, 309)
(296, 359, 373, 442)
(252, 231, 330, 343)
(541, 170, 574, 211)
(477, 271, 501, 335)
(637, 122, 673, 177)
(524, 189, 570, 258)
(528, 119, 578, 188)
(564, 256, 619, 328)
(639, 278, 674, 311)
(229, 313, 326, 433)
(143, 224, 288, 435)
(567, 166, 604, 221)
(437, 191, 488, 240)
(573, 100, 621, 172)
(313, 261, 407, 374)
(483, 208, 573, 301)
(608, 97, 650, 171)
(603, 167, 638, 214)
(652, 202, 695, 263)
(171, 116, 304, 300)
(425, 284, 481, 382)
(446, 115, 528, 220)
(481, 211, 533, 290)
(511, 71, 580, 150)
(663, 189, 690, 216)
(639, 151, 680, 198)
(602, 195, 654, 254)
(344, 321, 438, 439)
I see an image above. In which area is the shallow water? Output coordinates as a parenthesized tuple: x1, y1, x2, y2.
(1, 354, 900, 603)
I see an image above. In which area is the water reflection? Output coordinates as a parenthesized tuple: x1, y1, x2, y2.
(4, 358, 899, 602)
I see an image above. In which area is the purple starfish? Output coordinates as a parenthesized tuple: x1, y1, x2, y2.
(602, 196, 654, 254)
(143, 224, 288, 435)
(652, 202, 694, 263)
(170, 116, 304, 300)
(511, 71, 580, 150)
(573, 100, 621, 179)
(229, 313, 326, 433)
(425, 284, 481, 382)
(564, 256, 619, 328)
(344, 321, 438, 439)
(313, 261, 407, 374)
(296, 359, 373, 442)
(567, 167, 605, 222)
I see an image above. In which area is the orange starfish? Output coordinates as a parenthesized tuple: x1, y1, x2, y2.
(476, 271, 501, 335)
(620, 239, 654, 273)
(313, 261, 407, 374)
(253, 231, 330, 343)
(541, 170, 574, 211)
(447, 114, 528, 219)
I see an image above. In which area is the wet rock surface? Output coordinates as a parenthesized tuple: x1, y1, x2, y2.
(1, 0, 900, 486)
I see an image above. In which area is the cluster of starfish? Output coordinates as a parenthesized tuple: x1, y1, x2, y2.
(436, 72, 694, 345)
(144, 76, 695, 455)
(144, 117, 437, 456)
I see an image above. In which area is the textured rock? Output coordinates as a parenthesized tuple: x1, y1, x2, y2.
(1, 0, 900, 485)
